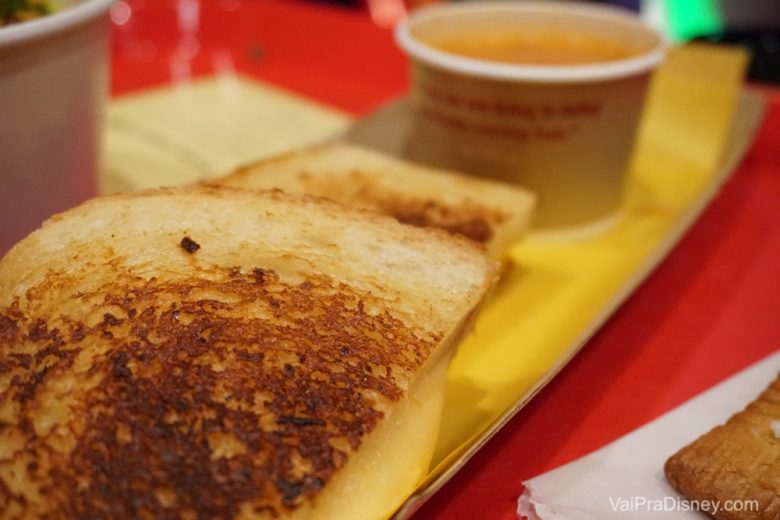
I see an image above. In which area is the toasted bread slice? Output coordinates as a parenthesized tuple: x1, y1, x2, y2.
(664, 373, 780, 520)
(214, 143, 536, 259)
(0, 186, 497, 520)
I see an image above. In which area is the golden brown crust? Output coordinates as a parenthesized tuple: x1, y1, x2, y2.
(307, 171, 504, 245)
(217, 143, 535, 258)
(0, 267, 437, 519)
(664, 374, 780, 520)
(226, 165, 505, 244)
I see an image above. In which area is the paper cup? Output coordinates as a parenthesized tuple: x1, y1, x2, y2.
(396, 1, 665, 236)
(0, 0, 113, 255)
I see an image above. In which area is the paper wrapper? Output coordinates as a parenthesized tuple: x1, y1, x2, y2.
(516, 351, 780, 519)
(101, 76, 349, 193)
(102, 44, 759, 519)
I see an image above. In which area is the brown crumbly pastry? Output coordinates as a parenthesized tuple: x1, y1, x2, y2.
(214, 143, 536, 260)
(665, 373, 780, 520)
(0, 186, 497, 519)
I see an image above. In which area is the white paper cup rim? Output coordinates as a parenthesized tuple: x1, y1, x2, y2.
(0, 0, 114, 48)
(396, 0, 667, 83)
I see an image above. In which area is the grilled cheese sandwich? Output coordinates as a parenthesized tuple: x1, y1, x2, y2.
(0, 186, 497, 519)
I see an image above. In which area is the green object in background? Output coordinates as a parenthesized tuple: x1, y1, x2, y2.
(664, 0, 724, 42)
(0, 0, 50, 26)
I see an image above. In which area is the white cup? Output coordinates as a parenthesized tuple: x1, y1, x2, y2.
(397, 1, 665, 235)
(0, 0, 114, 254)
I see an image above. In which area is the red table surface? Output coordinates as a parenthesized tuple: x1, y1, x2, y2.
(111, 2, 780, 518)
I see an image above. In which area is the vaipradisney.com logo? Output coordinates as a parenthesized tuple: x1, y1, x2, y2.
(608, 496, 760, 515)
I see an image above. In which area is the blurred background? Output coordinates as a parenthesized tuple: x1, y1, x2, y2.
(314, 0, 780, 85)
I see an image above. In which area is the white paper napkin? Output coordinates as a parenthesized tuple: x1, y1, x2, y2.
(518, 351, 780, 519)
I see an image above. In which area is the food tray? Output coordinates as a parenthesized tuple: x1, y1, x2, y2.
(103, 44, 761, 519)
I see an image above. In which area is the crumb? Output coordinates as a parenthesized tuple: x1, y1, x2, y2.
(180, 236, 201, 254)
